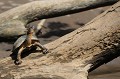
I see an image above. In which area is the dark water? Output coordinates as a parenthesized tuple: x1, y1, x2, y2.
(0, 0, 119, 79)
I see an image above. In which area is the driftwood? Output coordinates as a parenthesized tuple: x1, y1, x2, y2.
(0, 1, 120, 79)
(0, 0, 118, 39)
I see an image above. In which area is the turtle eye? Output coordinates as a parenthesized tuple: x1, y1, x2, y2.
(31, 26, 35, 30)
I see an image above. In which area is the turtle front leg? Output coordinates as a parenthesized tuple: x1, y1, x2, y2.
(15, 47, 24, 65)
(34, 42, 49, 54)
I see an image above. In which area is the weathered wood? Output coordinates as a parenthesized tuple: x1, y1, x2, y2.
(0, 0, 118, 39)
(0, 1, 120, 79)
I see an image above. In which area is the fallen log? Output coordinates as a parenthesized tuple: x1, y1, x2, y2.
(0, 1, 120, 79)
(0, 0, 118, 39)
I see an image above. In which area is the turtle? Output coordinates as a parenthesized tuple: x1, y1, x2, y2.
(11, 26, 49, 65)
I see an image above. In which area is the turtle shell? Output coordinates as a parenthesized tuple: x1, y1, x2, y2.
(13, 35, 39, 51)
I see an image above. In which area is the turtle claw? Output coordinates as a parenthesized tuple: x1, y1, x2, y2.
(15, 60, 22, 65)
(42, 49, 49, 54)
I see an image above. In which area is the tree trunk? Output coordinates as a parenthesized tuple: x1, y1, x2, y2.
(0, 0, 118, 39)
(0, 1, 120, 79)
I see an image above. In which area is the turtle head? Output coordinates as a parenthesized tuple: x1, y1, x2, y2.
(27, 26, 35, 35)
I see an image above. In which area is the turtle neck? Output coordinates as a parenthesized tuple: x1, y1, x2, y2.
(26, 33, 32, 47)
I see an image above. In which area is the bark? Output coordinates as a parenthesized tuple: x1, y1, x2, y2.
(0, 1, 120, 79)
(0, 0, 118, 39)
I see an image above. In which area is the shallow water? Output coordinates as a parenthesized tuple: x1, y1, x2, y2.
(0, 0, 119, 79)
(89, 57, 120, 79)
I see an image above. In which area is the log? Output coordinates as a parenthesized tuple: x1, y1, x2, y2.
(0, 1, 120, 79)
(0, 0, 118, 39)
